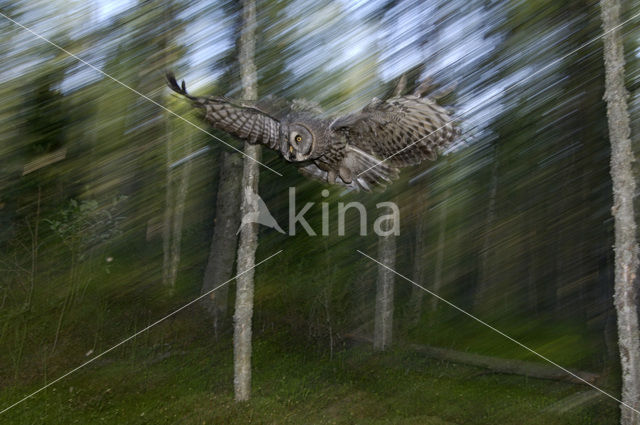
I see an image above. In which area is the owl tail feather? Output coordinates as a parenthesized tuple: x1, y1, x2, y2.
(166, 72, 189, 96)
(165, 71, 221, 116)
(165, 72, 208, 108)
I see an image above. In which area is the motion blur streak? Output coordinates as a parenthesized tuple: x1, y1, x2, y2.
(0, 1, 639, 424)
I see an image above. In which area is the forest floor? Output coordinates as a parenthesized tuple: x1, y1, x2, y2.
(0, 312, 619, 425)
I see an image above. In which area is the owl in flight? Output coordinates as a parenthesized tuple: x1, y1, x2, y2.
(166, 73, 458, 191)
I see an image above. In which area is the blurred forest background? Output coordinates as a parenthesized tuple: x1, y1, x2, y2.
(1, 0, 640, 424)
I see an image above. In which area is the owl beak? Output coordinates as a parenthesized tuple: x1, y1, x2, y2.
(289, 146, 294, 153)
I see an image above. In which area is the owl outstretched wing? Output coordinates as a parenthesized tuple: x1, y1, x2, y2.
(330, 92, 459, 169)
(166, 73, 281, 150)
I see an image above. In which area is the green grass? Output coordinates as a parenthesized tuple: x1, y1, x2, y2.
(0, 224, 620, 424)
(0, 320, 619, 425)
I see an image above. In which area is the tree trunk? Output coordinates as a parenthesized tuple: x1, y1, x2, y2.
(474, 151, 498, 313)
(374, 219, 396, 351)
(162, 148, 175, 287)
(163, 121, 193, 290)
(407, 192, 428, 326)
(409, 344, 599, 386)
(600, 1, 640, 422)
(168, 147, 192, 288)
(201, 151, 243, 338)
(233, 0, 259, 402)
(431, 194, 448, 312)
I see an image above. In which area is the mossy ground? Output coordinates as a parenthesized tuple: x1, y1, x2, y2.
(0, 237, 621, 425)
(0, 312, 619, 425)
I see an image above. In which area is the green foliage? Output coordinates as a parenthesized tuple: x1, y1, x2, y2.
(45, 196, 127, 256)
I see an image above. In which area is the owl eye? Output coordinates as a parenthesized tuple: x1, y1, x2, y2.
(295, 135, 302, 142)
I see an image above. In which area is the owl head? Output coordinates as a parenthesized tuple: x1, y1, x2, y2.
(282, 122, 316, 162)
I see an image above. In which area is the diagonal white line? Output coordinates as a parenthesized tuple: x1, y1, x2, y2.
(0, 11, 282, 177)
(0, 249, 283, 416)
(356, 9, 640, 178)
(356, 249, 640, 416)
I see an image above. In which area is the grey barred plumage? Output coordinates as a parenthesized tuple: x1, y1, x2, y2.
(166, 73, 459, 191)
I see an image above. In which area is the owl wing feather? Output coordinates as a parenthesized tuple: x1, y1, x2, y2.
(166, 73, 281, 150)
(331, 94, 459, 168)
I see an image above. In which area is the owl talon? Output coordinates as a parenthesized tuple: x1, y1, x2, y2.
(327, 170, 337, 184)
(339, 166, 353, 183)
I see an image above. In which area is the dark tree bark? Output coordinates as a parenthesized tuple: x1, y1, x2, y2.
(599, 1, 640, 422)
(233, 0, 259, 402)
(201, 151, 242, 338)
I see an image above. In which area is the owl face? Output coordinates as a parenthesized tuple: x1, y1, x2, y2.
(283, 123, 314, 162)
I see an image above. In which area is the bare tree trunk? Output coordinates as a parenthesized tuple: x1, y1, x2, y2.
(431, 195, 448, 312)
(600, 1, 640, 422)
(201, 151, 243, 338)
(162, 148, 175, 287)
(407, 192, 428, 326)
(234, 0, 259, 402)
(474, 152, 498, 313)
(163, 120, 193, 290)
(168, 144, 192, 288)
(374, 219, 396, 351)
(409, 343, 599, 385)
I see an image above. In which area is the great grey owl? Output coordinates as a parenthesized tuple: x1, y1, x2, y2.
(166, 73, 459, 191)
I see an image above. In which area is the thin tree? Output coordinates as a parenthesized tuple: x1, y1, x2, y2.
(374, 216, 397, 351)
(200, 2, 244, 337)
(162, 127, 193, 290)
(599, 0, 640, 423)
(162, 128, 176, 288)
(407, 191, 428, 327)
(158, 1, 189, 290)
(233, 0, 259, 402)
(373, 77, 405, 351)
(201, 151, 242, 338)
(473, 150, 498, 313)
(431, 194, 448, 312)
